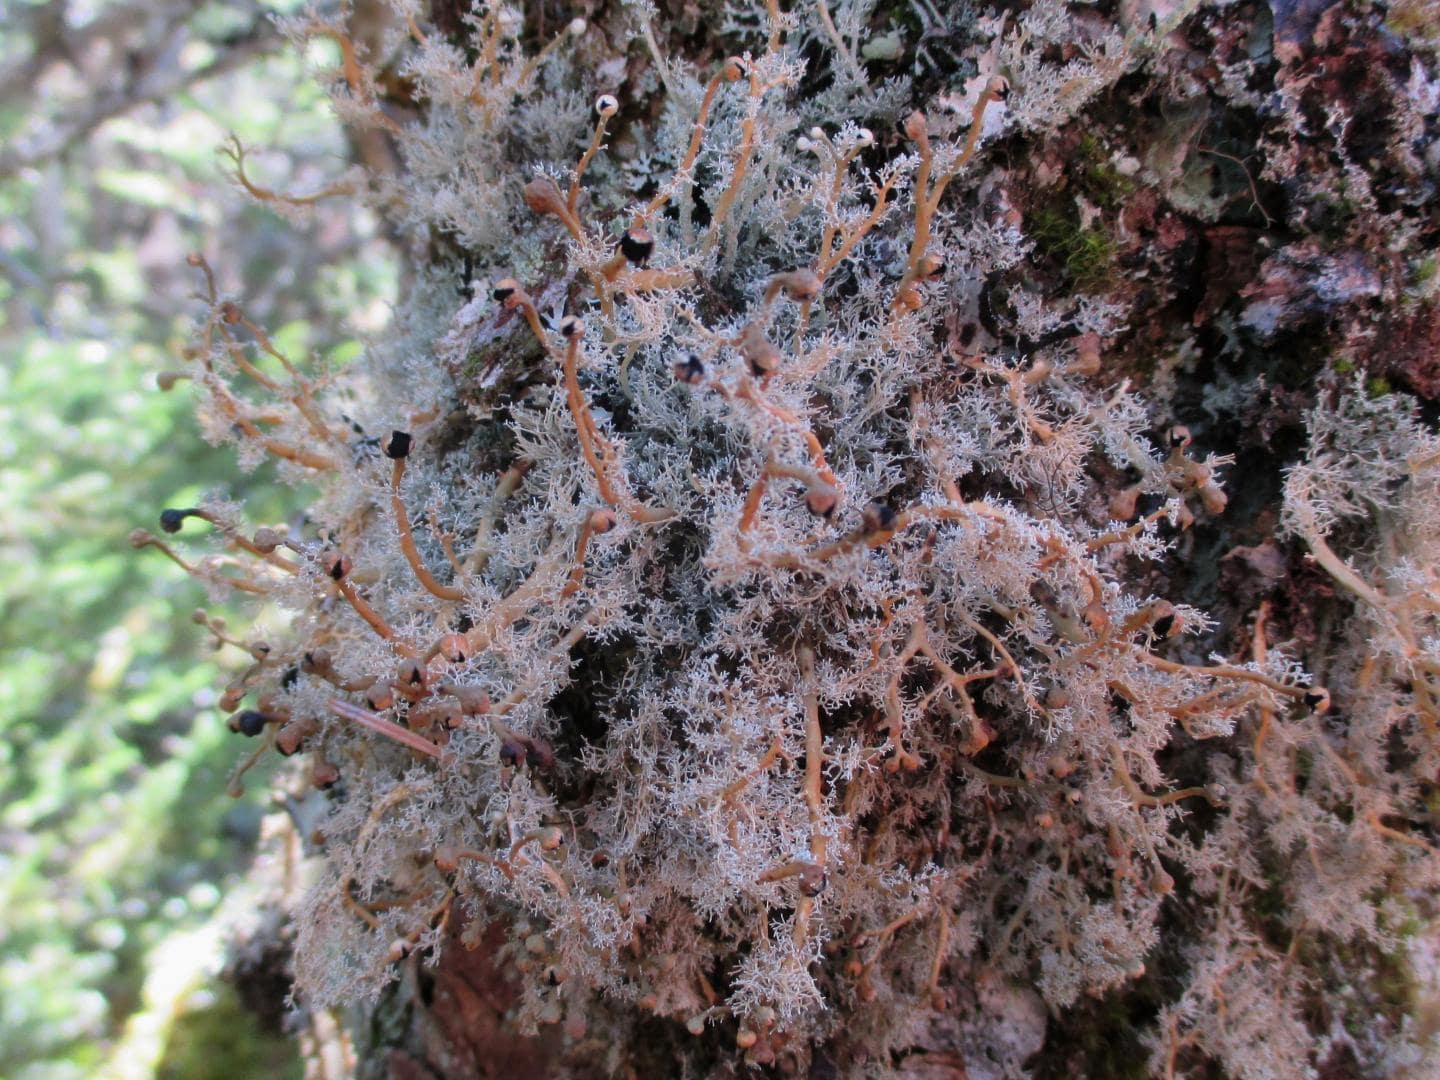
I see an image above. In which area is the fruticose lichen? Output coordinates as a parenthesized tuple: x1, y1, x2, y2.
(139, 2, 1440, 1075)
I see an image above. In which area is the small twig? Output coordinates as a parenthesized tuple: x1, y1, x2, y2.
(330, 699, 443, 760)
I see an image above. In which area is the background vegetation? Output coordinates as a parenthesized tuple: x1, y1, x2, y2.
(0, 2, 393, 1074)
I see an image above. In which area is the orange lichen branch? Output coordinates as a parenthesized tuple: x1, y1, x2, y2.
(324, 553, 414, 654)
(701, 51, 794, 252)
(928, 907, 952, 1001)
(817, 170, 898, 279)
(850, 908, 923, 950)
(444, 847, 517, 882)
(568, 97, 616, 216)
(960, 354, 1057, 443)
(1080, 505, 1174, 555)
(194, 364, 340, 470)
(814, 0, 864, 83)
(159, 506, 299, 574)
(806, 126, 893, 279)
(387, 446, 466, 602)
(215, 316, 342, 447)
(893, 78, 1008, 311)
(303, 20, 401, 133)
(557, 318, 674, 524)
(523, 175, 586, 243)
(491, 278, 553, 354)
(220, 134, 357, 207)
(800, 648, 826, 822)
(559, 318, 620, 506)
(720, 737, 785, 802)
(1110, 743, 1219, 808)
(733, 377, 839, 484)
(517, 17, 587, 89)
(489, 614, 598, 718)
(735, 456, 839, 548)
(956, 756, 1025, 789)
(298, 18, 400, 134)
(952, 607, 1038, 714)
(468, 6, 505, 95)
(1132, 648, 1323, 703)
(461, 532, 572, 657)
(129, 529, 272, 595)
(224, 722, 278, 797)
(465, 459, 530, 576)
(187, 258, 343, 464)
(793, 647, 829, 945)
(562, 509, 617, 598)
(608, 266, 697, 292)
(229, 307, 331, 398)
(635, 58, 746, 226)
(880, 622, 926, 771)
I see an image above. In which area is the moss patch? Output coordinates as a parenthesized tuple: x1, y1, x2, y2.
(1030, 199, 1117, 290)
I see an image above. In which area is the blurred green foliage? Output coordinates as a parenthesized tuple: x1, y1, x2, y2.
(0, 2, 393, 1075)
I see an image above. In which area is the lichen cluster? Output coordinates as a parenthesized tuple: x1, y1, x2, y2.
(137, 2, 1440, 1075)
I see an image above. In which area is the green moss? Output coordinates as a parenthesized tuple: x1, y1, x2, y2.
(157, 983, 302, 1080)
(1386, 0, 1440, 45)
(1030, 201, 1116, 290)
(1367, 376, 1393, 398)
(1076, 134, 1136, 211)
(1425, 786, 1440, 817)
(1035, 979, 1159, 1080)
(1332, 356, 1355, 375)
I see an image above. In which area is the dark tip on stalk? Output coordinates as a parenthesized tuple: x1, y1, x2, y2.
(276, 720, 310, 756)
(500, 738, 526, 767)
(326, 553, 351, 581)
(1153, 614, 1175, 638)
(399, 658, 426, 687)
(674, 354, 705, 384)
(438, 633, 470, 663)
(798, 863, 827, 897)
(1135, 492, 1167, 518)
(806, 485, 840, 519)
(620, 226, 654, 266)
(160, 508, 195, 533)
(492, 277, 520, 303)
(861, 500, 897, 533)
(382, 430, 412, 460)
(231, 710, 268, 737)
